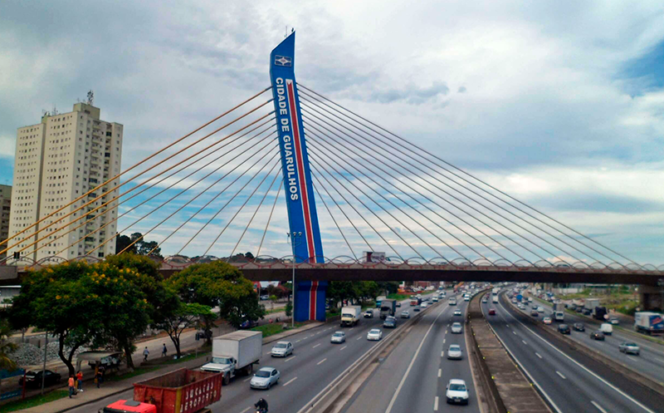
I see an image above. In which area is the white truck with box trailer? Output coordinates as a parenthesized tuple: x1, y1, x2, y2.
(201, 331, 262, 385)
(341, 305, 362, 327)
(635, 312, 664, 335)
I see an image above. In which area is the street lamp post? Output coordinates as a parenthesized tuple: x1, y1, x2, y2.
(287, 232, 303, 329)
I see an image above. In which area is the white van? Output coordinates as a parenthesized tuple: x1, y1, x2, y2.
(600, 323, 613, 335)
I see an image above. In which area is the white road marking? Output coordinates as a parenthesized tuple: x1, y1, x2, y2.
(522, 340, 527, 345)
(283, 377, 298, 387)
(536, 353, 542, 359)
(385, 304, 449, 413)
(441, 351, 445, 358)
(445, 330, 448, 335)
(317, 358, 327, 365)
(243, 377, 251, 382)
(304, 336, 310, 339)
(443, 339, 446, 344)
(240, 407, 251, 413)
(340, 345, 347, 351)
(313, 344, 321, 349)
(592, 401, 608, 413)
(285, 356, 296, 362)
(513, 331, 517, 335)
(438, 368, 441, 377)
(434, 396, 439, 411)
(556, 371, 566, 379)
(357, 336, 362, 341)
(295, 339, 301, 343)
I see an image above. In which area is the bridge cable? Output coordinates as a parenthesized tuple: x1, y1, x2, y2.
(9, 120, 276, 263)
(98, 141, 280, 257)
(299, 86, 634, 267)
(0, 87, 272, 250)
(312, 181, 359, 260)
(228, 174, 284, 259)
(0, 100, 275, 258)
(309, 149, 477, 262)
(203, 158, 282, 257)
(304, 118, 546, 263)
(299, 94, 587, 265)
(256, 184, 283, 258)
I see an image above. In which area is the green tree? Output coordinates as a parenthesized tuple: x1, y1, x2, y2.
(0, 318, 17, 371)
(168, 261, 265, 335)
(153, 298, 215, 359)
(269, 295, 278, 310)
(328, 281, 358, 307)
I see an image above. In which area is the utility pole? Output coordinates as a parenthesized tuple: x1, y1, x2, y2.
(287, 232, 303, 328)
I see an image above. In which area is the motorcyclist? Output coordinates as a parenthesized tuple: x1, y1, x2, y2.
(255, 398, 269, 412)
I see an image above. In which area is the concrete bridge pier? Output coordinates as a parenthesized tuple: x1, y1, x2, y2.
(639, 284, 664, 312)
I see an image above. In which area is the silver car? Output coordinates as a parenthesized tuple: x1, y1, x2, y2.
(451, 322, 463, 334)
(271, 341, 293, 357)
(619, 342, 640, 355)
(367, 328, 383, 341)
(250, 367, 280, 389)
(331, 331, 346, 344)
(447, 344, 463, 360)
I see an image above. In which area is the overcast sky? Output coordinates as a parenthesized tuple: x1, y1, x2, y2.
(1, 1, 663, 265)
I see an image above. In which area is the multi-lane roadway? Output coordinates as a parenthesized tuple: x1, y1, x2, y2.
(341, 292, 480, 413)
(483, 291, 664, 413)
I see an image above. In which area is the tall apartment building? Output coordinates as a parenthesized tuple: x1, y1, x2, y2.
(8, 102, 123, 262)
(0, 185, 11, 261)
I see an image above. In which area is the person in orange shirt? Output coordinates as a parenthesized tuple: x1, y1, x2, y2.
(68, 376, 75, 398)
(76, 370, 83, 392)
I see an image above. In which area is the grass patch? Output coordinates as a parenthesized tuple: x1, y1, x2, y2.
(251, 323, 303, 338)
(0, 390, 68, 413)
(263, 307, 285, 315)
(387, 294, 410, 301)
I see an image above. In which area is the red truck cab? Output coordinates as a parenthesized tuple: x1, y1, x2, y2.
(102, 400, 157, 413)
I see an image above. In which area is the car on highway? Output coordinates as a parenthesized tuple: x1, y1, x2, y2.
(619, 342, 640, 355)
(400, 310, 410, 319)
(363, 310, 374, 318)
(557, 324, 571, 335)
(367, 328, 383, 341)
(449, 299, 457, 306)
(481, 297, 488, 304)
(421, 302, 429, 309)
(331, 331, 346, 344)
(583, 308, 592, 316)
(445, 379, 469, 405)
(454, 309, 462, 316)
(464, 296, 470, 301)
(396, 302, 401, 307)
(590, 330, 605, 341)
(543, 317, 552, 325)
(447, 344, 463, 360)
(383, 316, 397, 328)
(517, 303, 525, 310)
(609, 317, 620, 325)
(19, 370, 61, 388)
(433, 296, 439, 302)
(271, 341, 293, 357)
(573, 323, 585, 331)
(451, 322, 463, 334)
(600, 323, 613, 335)
(250, 367, 280, 389)
(537, 306, 545, 313)
(413, 306, 421, 312)
(488, 309, 496, 316)
(531, 310, 539, 317)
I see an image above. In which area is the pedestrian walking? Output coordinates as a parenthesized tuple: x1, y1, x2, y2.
(143, 346, 150, 362)
(68, 375, 76, 398)
(162, 343, 167, 358)
(96, 365, 105, 388)
(76, 370, 83, 392)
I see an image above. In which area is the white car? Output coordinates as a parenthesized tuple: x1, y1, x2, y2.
(464, 296, 470, 301)
(446, 379, 469, 405)
(451, 322, 463, 334)
(250, 367, 280, 389)
(367, 329, 383, 341)
(447, 344, 463, 360)
(453, 309, 462, 316)
(543, 317, 552, 325)
(433, 297, 439, 302)
(421, 302, 429, 309)
(271, 341, 293, 357)
(331, 331, 346, 344)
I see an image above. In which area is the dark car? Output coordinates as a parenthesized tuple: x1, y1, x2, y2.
(383, 317, 397, 328)
(414, 306, 421, 312)
(590, 331, 605, 340)
(396, 302, 401, 308)
(239, 319, 258, 329)
(531, 310, 539, 317)
(19, 370, 61, 388)
(583, 308, 592, 316)
(557, 324, 571, 335)
(573, 323, 585, 332)
(488, 309, 496, 316)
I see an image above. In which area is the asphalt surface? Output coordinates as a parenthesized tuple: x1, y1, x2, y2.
(483, 292, 664, 413)
(519, 297, 664, 384)
(341, 292, 480, 413)
(67, 297, 420, 413)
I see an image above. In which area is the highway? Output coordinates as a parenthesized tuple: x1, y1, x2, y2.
(67, 297, 419, 413)
(483, 292, 664, 413)
(518, 297, 664, 384)
(341, 292, 480, 413)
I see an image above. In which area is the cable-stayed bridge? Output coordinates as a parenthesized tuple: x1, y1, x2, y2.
(1, 33, 662, 321)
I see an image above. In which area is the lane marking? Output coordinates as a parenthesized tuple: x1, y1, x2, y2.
(304, 336, 310, 340)
(283, 377, 298, 387)
(285, 356, 296, 362)
(592, 401, 608, 413)
(313, 344, 321, 349)
(434, 396, 439, 411)
(445, 330, 448, 335)
(295, 339, 301, 343)
(340, 345, 347, 351)
(443, 339, 446, 344)
(357, 336, 362, 341)
(556, 371, 566, 379)
(441, 351, 445, 358)
(317, 358, 327, 365)
(240, 407, 251, 413)
(243, 377, 251, 383)
(385, 304, 449, 413)
(497, 298, 656, 413)
(513, 331, 517, 335)
(438, 368, 441, 377)
(522, 340, 527, 345)
(536, 352, 542, 359)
